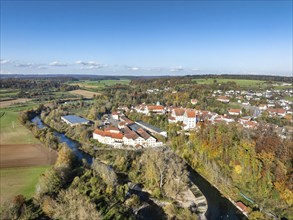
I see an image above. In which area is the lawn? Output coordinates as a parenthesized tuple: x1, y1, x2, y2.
(0, 111, 39, 145)
(0, 166, 50, 204)
(192, 78, 267, 87)
(68, 79, 131, 89)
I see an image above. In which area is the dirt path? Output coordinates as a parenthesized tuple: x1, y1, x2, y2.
(0, 144, 57, 168)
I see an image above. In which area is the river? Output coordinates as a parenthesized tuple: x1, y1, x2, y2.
(31, 116, 246, 220)
(31, 116, 92, 164)
(188, 166, 246, 220)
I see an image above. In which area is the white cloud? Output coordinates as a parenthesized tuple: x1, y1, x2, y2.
(128, 66, 139, 71)
(76, 60, 107, 69)
(0, 59, 10, 64)
(15, 63, 34, 68)
(37, 66, 48, 69)
(80, 65, 105, 70)
(191, 68, 200, 71)
(49, 61, 68, 67)
(170, 66, 184, 72)
(76, 60, 97, 66)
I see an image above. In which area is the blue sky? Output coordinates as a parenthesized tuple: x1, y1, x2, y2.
(0, 1, 292, 75)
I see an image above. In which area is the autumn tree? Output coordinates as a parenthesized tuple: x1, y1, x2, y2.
(51, 189, 102, 220)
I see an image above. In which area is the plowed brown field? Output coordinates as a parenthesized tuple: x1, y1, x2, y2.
(0, 144, 57, 168)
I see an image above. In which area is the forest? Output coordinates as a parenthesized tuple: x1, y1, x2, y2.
(170, 122, 292, 219)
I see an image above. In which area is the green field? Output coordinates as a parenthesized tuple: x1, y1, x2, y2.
(0, 166, 50, 204)
(0, 111, 39, 145)
(192, 78, 267, 87)
(68, 79, 131, 89)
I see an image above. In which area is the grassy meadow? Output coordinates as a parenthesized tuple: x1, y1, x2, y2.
(192, 78, 267, 87)
(0, 111, 39, 145)
(0, 166, 50, 204)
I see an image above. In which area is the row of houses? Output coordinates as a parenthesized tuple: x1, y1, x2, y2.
(134, 104, 165, 115)
(167, 107, 260, 130)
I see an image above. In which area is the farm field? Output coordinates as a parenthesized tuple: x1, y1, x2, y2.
(0, 111, 39, 145)
(68, 79, 131, 89)
(0, 98, 31, 108)
(69, 89, 101, 98)
(0, 89, 19, 100)
(0, 109, 56, 205)
(0, 144, 57, 168)
(0, 166, 50, 204)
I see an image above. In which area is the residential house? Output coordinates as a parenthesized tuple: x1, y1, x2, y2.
(238, 116, 251, 124)
(228, 109, 242, 116)
(169, 108, 185, 123)
(242, 121, 258, 129)
(267, 108, 286, 117)
(183, 109, 197, 130)
(217, 96, 230, 103)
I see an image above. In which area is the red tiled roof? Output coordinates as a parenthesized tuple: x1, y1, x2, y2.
(236, 202, 248, 212)
(137, 128, 151, 140)
(147, 105, 164, 111)
(186, 110, 196, 118)
(104, 126, 120, 132)
(244, 121, 258, 128)
(94, 129, 123, 139)
(118, 121, 126, 126)
(124, 131, 139, 140)
(173, 108, 185, 116)
(229, 109, 241, 113)
(120, 116, 134, 124)
(267, 108, 286, 114)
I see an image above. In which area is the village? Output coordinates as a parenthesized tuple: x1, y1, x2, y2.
(59, 85, 293, 149)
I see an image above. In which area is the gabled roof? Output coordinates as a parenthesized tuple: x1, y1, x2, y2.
(185, 110, 196, 118)
(124, 130, 140, 140)
(147, 105, 164, 111)
(267, 108, 286, 114)
(136, 128, 152, 140)
(94, 129, 123, 139)
(173, 108, 185, 116)
(120, 116, 134, 124)
(104, 126, 120, 133)
(229, 109, 241, 113)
